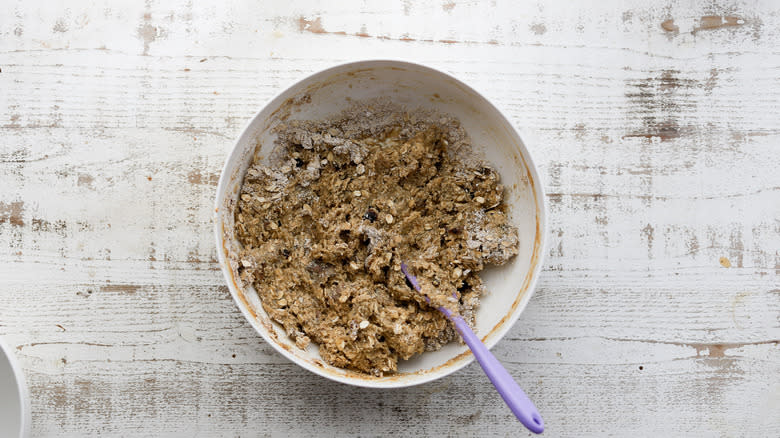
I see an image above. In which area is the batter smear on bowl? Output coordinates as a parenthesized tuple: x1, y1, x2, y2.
(235, 100, 518, 376)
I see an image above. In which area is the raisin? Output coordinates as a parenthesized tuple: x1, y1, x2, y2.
(363, 209, 377, 222)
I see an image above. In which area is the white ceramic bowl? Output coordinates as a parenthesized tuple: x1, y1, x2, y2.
(214, 60, 546, 388)
(0, 336, 31, 438)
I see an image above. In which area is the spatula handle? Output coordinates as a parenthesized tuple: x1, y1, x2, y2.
(400, 263, 544, 434)
(443, 309, 544, 434)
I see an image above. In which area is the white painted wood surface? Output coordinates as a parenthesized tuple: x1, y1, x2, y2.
(1, 0, 779, 436)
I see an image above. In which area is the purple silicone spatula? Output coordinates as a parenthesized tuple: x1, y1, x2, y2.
(401, 262, 544, 434)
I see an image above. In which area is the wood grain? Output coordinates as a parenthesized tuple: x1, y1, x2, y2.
(1, 0, 779, 436)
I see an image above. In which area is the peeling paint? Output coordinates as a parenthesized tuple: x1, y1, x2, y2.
(188, 170, 219, 186)
(291, 16, 498, 46)
(297, 16, 326, 34)
(661, 15, 746, 35)
(0, 200, 25, 226)
(77, 173, 95, 189)
(53, 19, 69, 33)
(530, 23, 547, 35)
(661, 19, 679, 32)
(641, 223, 654, 258)
(138, 12, 166, 55)
(100, 284, 141, 294)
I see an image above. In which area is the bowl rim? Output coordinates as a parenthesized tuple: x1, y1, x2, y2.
(214, 59, 547, 388)
(0, 336, 31, 438)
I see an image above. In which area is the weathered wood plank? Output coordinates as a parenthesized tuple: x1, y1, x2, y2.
(19, 355, 780, 437)
(1, 0, 779, 436)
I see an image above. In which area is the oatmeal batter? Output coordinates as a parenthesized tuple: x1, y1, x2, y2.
(235, 101, 518, 376)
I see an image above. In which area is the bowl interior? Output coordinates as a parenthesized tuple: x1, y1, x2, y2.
(215, 60, 545, 387)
